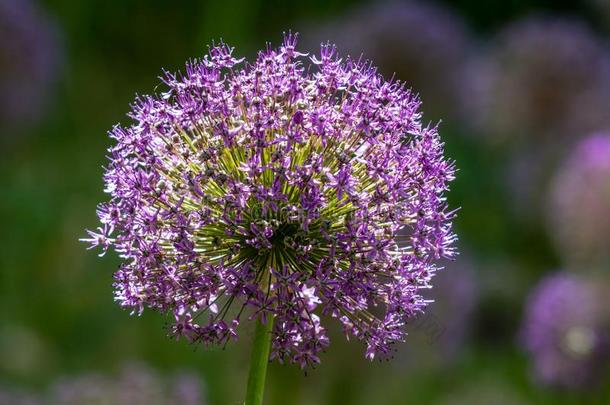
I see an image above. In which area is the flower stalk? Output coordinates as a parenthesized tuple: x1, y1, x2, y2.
(245, 316, 275, 405)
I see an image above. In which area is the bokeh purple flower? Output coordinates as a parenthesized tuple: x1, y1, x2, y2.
(83, 34, 457, 367)
(467, 16, 610, 222)
(0, 0, 62, 136)
(547, 134, 610, 269)
(0, 387, 39, 405)
(305, 0, 474, 124)
(0, 363, 206, 405)
(71, 364, 204, 405)
(470, 16, 610, 145)
(521, 273, 609, 389)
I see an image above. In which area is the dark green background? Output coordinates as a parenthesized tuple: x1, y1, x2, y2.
(1, 1, 609, 404)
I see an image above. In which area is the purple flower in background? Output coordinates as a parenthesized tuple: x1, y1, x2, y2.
(83, 34, 457, 367)
(52, 364, 205, 405)
(51, 375, 111, 405)
(0, 363, 206, 405)
(470, 16, 610, 145)
(547, 134, 610, 269)
(521, 273, 609, 389)
(0, 386, 40, 405)
(467, 16, 610, 223)
(0, 0, 61, 136)
(304, 0, 474, 124)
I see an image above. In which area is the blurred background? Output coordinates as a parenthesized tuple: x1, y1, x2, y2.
(1, 0, 609, 403)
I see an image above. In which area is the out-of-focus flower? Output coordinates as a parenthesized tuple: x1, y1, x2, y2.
(0, 386, 40, 405)
(169, 373, 204, 405)
(50, 363, 205, 405)
(521, 273, 609, 389)
(0, 0, 62, 136)
(471, 16, 610, 145)
(0, 364, 205, 405)
(502, 142, 554, 217)
(547, 134, 610, 269)
(469, 17, 610, 222)
(305, 0, 474, 124)
(51, 374, 112, 405)
(83, 34, 457, 367)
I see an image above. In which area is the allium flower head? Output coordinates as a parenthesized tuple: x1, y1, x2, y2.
(83, 34, 457, 367)
(547, 134, 610, 269)
(521, 273, 609, 389)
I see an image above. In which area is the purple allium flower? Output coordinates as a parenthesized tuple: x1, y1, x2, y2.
(83, 34, 457, 367)
(305, 0, 473, 124)
(0, 0, 61, 136)
(521, 273, 609, 389)
(470, 16, 610, 145)
(547, 134, 610, 269)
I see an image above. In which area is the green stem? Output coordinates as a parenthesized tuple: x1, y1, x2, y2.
(245, 315, 274, 405)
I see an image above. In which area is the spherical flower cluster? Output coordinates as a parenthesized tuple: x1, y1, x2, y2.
(472, 16, 610, 145)
(306, 0, 473, 124)
(83, 34, 457, 367)
(0, 0, 61, 136)
(521, 273, 609, 389)
(547, 134, 610, 269)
